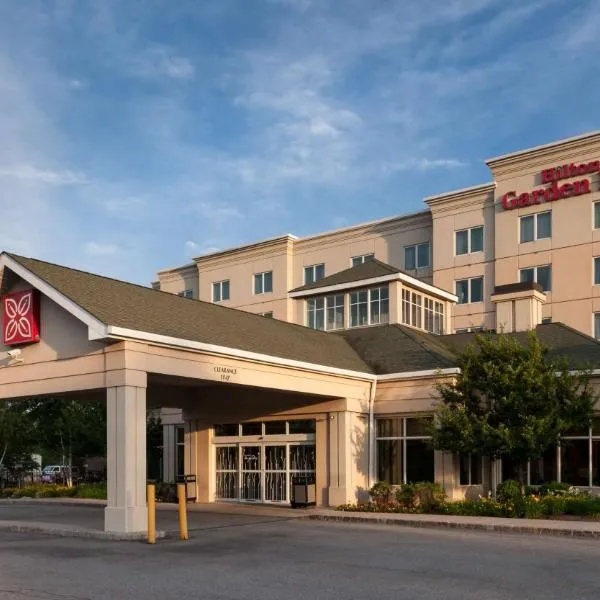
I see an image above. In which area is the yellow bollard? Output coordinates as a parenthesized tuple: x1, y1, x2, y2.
(147, 483, 156, 545)
(177, 483, 189, 541)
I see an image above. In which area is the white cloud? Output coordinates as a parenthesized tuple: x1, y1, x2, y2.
(103, 196, 147, 216)
(0, 164, 89, 185)
(383, 158, 468, 173)
(131, 45, 195, 80)
(185, 240, 221, 256)
(84, 242, 120, 256)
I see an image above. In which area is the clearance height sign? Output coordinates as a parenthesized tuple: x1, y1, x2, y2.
(501, 160, 599, 210)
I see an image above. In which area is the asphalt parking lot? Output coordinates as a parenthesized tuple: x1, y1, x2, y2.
(1, 508, 600, 600)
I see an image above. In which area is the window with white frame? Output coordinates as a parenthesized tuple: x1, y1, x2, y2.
(520, 265, 552, 292)
(455, 277, 483, 304)
(350, 286, 389, 327)
(306, 294, 345, 331)
(351, 253, 375, 267)
(424, 298, 445, 335)
(177, 289, 193, 298)
(404, 242, 431, 270)
(455, 226, 484, 256)
(376, 417, 434, 485)
(595, 202, 600, 230)
(500, 418, 600, 487)
(402, 289, 422, 329)
(595, 313, 600, 340)
(304, 263, 325, 285)
(254, 271, 273, 294)
(520, 212, 552, 243)
(212, 280, 230, 302)
(459, 454, 482, 485)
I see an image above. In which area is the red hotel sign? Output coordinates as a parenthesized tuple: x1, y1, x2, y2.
(501, 160, 600, 210)
(2, 289, 41, 346)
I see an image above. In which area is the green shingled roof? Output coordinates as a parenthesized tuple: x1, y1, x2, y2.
(4, 253, 372, 374)
(290, 259, 402, 293)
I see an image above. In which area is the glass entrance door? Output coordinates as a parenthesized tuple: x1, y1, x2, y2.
(241, 446, 261, 501)
(265, 445, 287, 502)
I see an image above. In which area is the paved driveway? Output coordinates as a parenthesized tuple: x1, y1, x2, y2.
(1, 516, 600, 600)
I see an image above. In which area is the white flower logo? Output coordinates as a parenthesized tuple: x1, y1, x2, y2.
(4, 292, 32, 342)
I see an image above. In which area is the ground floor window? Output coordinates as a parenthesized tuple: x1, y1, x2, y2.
(499, 418, 600, 487)
(459, 454, 482, 486)
(376, 417, 434, 485)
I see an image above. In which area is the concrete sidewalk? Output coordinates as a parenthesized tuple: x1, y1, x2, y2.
(2, 499, 600, 540)
(0, 498, 306, 540)
(309, 509, 600, 539)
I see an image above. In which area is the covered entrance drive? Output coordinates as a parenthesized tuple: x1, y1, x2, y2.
(0, 253, 374, 534)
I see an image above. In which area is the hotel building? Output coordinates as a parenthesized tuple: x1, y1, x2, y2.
(2, 131, 600, 534)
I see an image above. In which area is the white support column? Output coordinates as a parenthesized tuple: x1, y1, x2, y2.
(105, 385, 148, 533)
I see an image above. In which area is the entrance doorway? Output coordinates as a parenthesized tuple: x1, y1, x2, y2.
(213, 419, 317, 504)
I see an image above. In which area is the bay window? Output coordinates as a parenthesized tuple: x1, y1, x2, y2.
(350, 286, 389, 327)
(307, 294, 344, 331)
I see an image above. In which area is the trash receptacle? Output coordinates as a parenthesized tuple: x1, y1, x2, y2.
(290, 475, 316, 508)
(175, 474, 197, 502)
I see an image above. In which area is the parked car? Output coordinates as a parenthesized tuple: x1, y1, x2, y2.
(41, 465, 82, 484)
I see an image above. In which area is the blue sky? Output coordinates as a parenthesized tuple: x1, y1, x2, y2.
(1, 0, 599, 285)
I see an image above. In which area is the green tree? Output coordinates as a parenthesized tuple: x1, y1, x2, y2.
(28, 397, 106, 486)
(0, 400, 36, 477)
(431, 331, 596, 493)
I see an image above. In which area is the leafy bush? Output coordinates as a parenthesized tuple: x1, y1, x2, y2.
(496, 479, 522, 503)
(563, 496, 600, 517)
(441, 498, 506, 517)
(74, 483, 107, 499)
(369, 481, 393, 508)
(0, 484, 76, 499)
(538, 481, 578, 497)
(396, 482, 446, 512)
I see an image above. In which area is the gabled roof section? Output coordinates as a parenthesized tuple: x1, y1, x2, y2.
(335, 324, 458, 375)
(441, 323, 600, 369)
(2, 253, 372, 375)
(290, 259, 401, 294)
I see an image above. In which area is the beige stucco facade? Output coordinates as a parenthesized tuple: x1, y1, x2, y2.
(157, 130, 600, 339)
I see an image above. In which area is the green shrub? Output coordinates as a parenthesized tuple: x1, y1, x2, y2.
(74, 483, 107, 499)
(538, 481, 574, 497)
(563, 496, 600, 517)
(369, 481, 393, 507)
(441, 498, 506, 517)
(496, 479, 522, 503)
(396, 482, 446, 512)
(155, 482, 177, 503)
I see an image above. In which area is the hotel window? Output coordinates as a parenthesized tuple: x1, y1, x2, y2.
(520, 212, 551, 243)
(424, 298, 445, 335)
(350, 286, 389, 327)
(455, 276, 483, 304)
(459, 454, 482, 486)
(595, 314, 600, 340)
(594, 257, 600, 286)
(404, 242, 431, 270)
(177, 289, 193, 299)
(212, 280, 230, 302)
(304, 263, 325, 285)
(254, 271, 273, 294)
(351, 253, 375, 267)
(402, 289, 422, 329)
(376, 417, 434, 485)
(259, 311, 273, 318)
(455, 226, 484, 256)
(520, 265, 552, 292)
(307, 294, 344, 331)
(561, 419, 600, 487)
(595, 202, 600, 229)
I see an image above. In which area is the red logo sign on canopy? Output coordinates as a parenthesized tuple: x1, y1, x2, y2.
(2, 289, 41, 345)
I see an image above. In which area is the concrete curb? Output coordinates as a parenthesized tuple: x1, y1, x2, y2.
(307, 513, 600, 539)
(0, 520, 165, 541)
